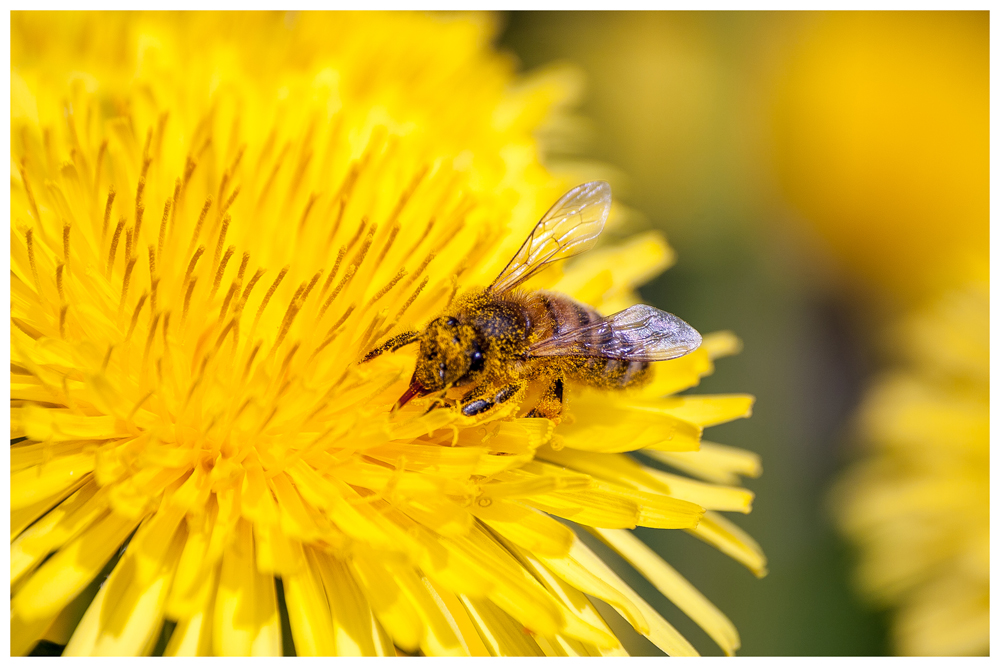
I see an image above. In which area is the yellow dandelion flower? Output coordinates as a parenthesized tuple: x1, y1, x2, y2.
(832, 281, 988, 656)
(12, 11, 763, 656)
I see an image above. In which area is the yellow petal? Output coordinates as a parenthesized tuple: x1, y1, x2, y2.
(11, 454, 96, 510)
(11, 475, 89, 540)
(472, 498, 575, 558)
(213, 519, 279, 656)
(593, 528, 740, 656)
(166, 518, 214, 619)
(163, 599, 214, 656)
(652, 394, 755, 427)
(421, 578, 492, 656)
(11, 480, 105, 585)
(254, 520, 306, 576)
(538, 537, 648, 635)
(60, 574, 108, 657)
(350, 552, 424, 653)
(526, 487, 640, 529)
(434, 525, 567, 638)
(12, 510, 138, 623)
(21, 404, 119, 441)
(560, 391, 702, 453)
(382, 560, 472, 656)
(458, 595, 544, 656)
(540, 445, 748, 513)
(312, 551, 394, 656)
(508, 544, 622, 650)
(645, 441, 762, 485)
(88, 527, 185, 655)
(642, 466, 755, 514)
(541, 540, 698, 656)
(283, 546, 337, 656)
(688, 511, 768, 577)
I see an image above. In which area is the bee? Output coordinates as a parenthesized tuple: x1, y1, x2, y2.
(362, 181, 702, 420)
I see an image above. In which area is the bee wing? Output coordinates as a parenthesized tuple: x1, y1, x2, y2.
(528, 304, 702, 362)
(489, 181, 612, 294)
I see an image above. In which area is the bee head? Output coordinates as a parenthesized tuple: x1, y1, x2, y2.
(414, 316, 485, 392)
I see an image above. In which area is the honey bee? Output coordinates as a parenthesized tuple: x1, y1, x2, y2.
(362, 181, 702, 420)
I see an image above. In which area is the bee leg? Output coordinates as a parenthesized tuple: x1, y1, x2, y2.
(422, 395, 458, 415)
(360, 330, 420, 363)
(460, 382, 524, 417)
(526, 375, 564, 420)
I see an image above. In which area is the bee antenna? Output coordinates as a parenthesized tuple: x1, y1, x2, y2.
(360, 330, 421, 363)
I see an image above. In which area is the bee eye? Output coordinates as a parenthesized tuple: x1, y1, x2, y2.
(445, 317, 459, 327)
(469, 346, 485, 373)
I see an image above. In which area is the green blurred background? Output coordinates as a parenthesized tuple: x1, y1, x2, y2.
(500, 11, 987, 656)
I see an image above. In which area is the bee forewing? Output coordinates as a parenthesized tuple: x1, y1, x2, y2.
(489, 181, 612, 294)
(528, 303, 702, 362)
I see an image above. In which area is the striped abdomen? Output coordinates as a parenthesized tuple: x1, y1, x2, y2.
(528, 291, 651, 390)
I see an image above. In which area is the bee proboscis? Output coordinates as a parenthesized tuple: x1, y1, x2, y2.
(363, 181, 702, 420)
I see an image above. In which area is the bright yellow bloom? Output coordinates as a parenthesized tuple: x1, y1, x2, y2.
(833, 282, 988, 656)
(773, 11, 988, 305)
(11, 12, 763, 656)
(772, 13, 988, 656)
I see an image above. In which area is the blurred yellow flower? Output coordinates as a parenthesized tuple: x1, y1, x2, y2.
(11, 11, 763, 656)
(833, 282, 988, 655)
(773, 11, 988, 305)
(773, 12, 988, 656)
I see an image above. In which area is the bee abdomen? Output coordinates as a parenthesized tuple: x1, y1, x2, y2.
(533, 292, 651, 390)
